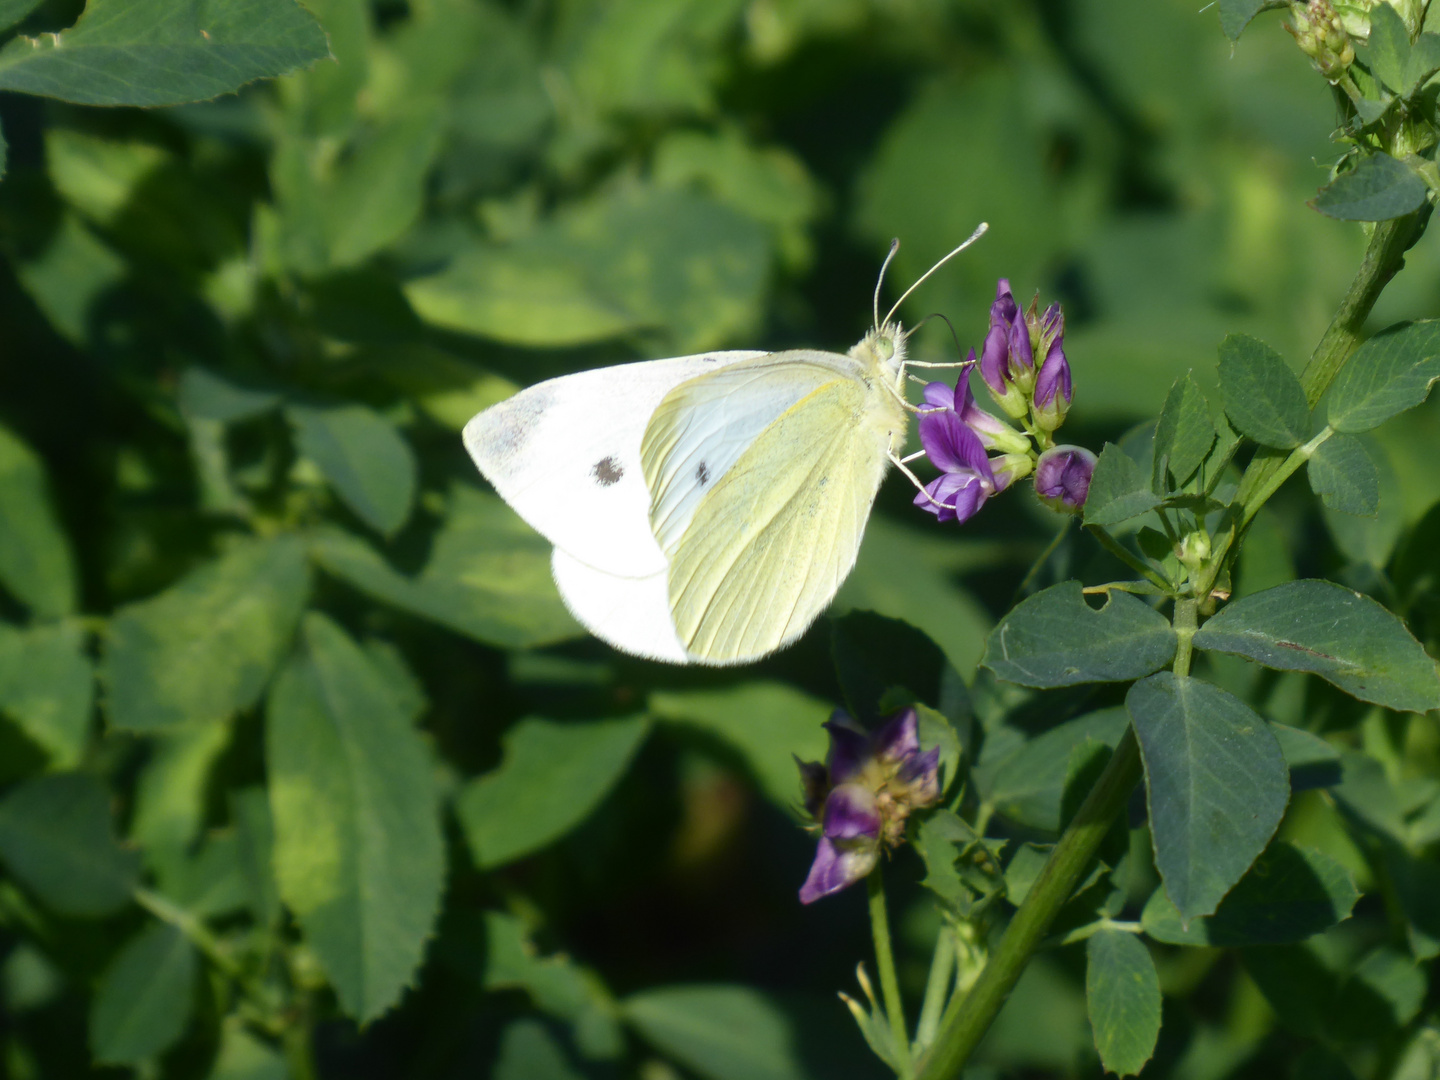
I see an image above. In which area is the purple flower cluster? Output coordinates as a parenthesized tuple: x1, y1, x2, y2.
(914, 279, 1093, 525)
(797, 708, 941, 904)
(979, 279, 1071, 431)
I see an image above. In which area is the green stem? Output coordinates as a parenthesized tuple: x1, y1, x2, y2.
(1083, 525, 1173, 593)
(135, 887, 286, 1032)
(914, 729, 1143, 1080)
(868, 869, 913, 1079)
(915, 925, 956, 1052)
(282, 1003, 318, 1080)
(1172, 597, 1197, 678)
(1013, 519, 1073, 602)
(1197, 209, 1429, 600)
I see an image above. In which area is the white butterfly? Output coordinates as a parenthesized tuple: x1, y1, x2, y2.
(463, 225, 988, 666)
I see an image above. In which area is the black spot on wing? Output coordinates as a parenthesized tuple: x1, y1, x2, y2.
(593, 456, 624, 486)
(696, 462, 710, 485)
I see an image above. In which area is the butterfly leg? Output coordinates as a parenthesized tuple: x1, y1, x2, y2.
(887, 449, 959, 511)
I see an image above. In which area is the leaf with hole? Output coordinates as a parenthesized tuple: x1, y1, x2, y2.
(982, 582, 1175, 688)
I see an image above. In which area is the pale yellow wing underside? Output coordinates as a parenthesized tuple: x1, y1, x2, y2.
(643, 364, 903, 663)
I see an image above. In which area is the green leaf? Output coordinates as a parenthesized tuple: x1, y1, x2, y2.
(623, 985, 809, 1080)
(1217, 334, 1310, 449)
(129, 723, 231, 865)
(975, 708, 1129, 833)
(1152, 373, 1215, 491)
(1085, 929, 1161, 1078)
(1141, 842, 1359, 945)
(324, 111, 446, 268)
(0, 773, 139, 917)
(1307, 434, 1379, 515)
(177, 368, 279, 424)
(1366, 1, 1411, 91)
(266, 613, 444, 1022)
(232, 786, 281, 930)
(1191, 579, 1440, 711)
(209, 1017, 287, 1080)
(1331, 947, 1427, 1038)
(287, 403, 417, 537)
(1271, 721, 1343, 791)
(457, 715, 649, 869)
(914, 809, 1002, 911)
(482, 911, 624, 1059)
(1325, 436, 1404, 566)
(652, 683, 830, 809)
(0, 0, 328, 106)
(308, 485, 580, 649)
(103, 535, 310, 731)
(0, 621, 92, 766)
(1327, 319, 1440, 432)
(405, 187, 769, 353)
(88, 922, 196, 1065)
(1404, 33, 1440, 93)
(1083, 442, 1162, 526)
(981, 581, 1176, 688)
(1312, 154, 1429, 221)
(494, 1019, 586, 1080)
(0, 423, 77, 618)
(0, 0, 43, 34)
(1218, 0, 1284, 39)
(1127, 673, 1289, 921)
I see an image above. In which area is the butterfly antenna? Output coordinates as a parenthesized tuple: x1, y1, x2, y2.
(874, 238, 901, 332)
(882, 221, 989, 328)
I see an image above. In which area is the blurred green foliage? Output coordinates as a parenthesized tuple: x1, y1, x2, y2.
(1, 0, 1440, 1078)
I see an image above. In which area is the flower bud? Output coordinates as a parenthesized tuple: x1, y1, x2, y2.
(1288, 0, 1355, 79)
(1031, 335, 1072, 432)
(1034, 445, 1096, 514)
(980, 280, 1033, 419)
(1178, 529, 1211, 573)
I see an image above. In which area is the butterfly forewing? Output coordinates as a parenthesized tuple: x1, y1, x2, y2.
(653, 371, 906, 662)
(641, 353, 845, 554)
(463, 350, 764, 579)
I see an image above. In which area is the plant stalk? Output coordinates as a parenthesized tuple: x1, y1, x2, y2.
(914, 729, 1143, 1080)
(1197, 209, 1429, 600)
(868, 868, 914, 1079)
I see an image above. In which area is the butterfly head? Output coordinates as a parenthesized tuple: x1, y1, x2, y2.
(849, 321, 909, 382)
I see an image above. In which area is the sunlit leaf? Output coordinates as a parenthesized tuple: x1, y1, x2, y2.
(267, 613, 444, 1022)
(103, 536, 310, 731)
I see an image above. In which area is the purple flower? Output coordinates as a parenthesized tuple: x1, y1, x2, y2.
(797, 708, 942, 904)
(1034, 445, 1096, 514)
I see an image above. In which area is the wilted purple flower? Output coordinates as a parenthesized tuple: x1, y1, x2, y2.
(1034, 445, 1096, 514)
(797, 708, 941, 904)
